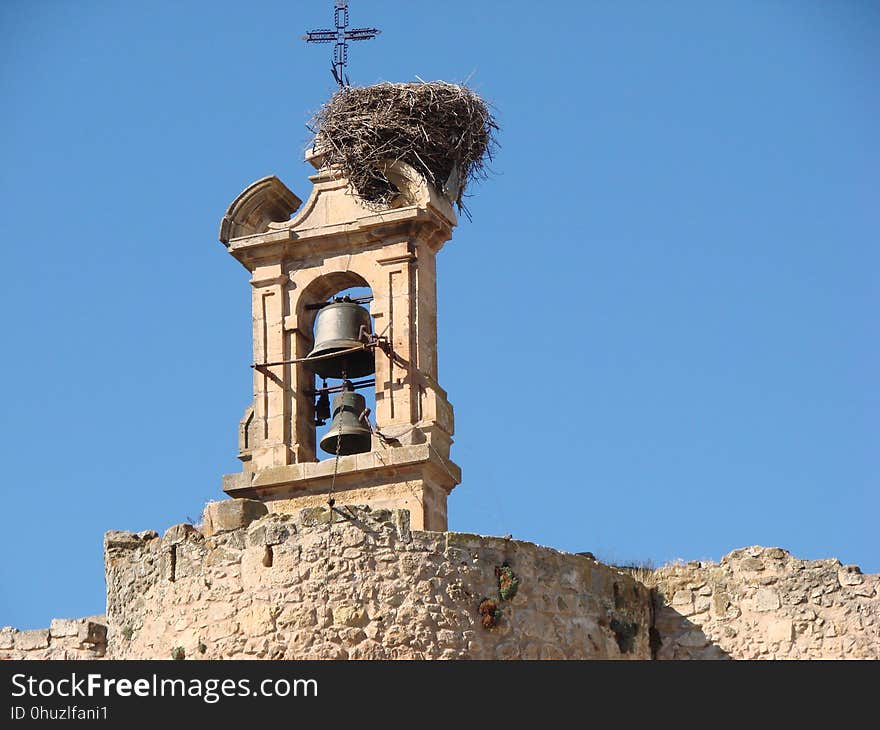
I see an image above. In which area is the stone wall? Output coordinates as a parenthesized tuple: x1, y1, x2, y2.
(0, 617, 107, 660)
(6, 503, 877, 660)
(104, 504, 652, 660)
(650, 546, 880, 659)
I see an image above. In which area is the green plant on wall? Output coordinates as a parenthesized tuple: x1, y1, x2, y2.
(496, 562, 520, 601)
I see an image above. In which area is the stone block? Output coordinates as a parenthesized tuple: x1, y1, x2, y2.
(239, 604, 277, 637)
(312, 460, 337, 478)
(445, 532, 484, 551)
(766, 619, 794, 644)
(222, 472, 254, 492)
(395, 509, 411, 543)
(332, 605, 369, 628)
(49, 618, 80, 638)
(739, 558, 765, 571)
(78, 621, 107, 646)
(0, 627, 15, 649)
(202, 499, 268, 537)
(712, 591, 730, 616)
(390, 444, 429, 466)
(754, 588, 781, 612)
(299, 506, 335, 527)
(364, 507, 392, 523)
(356, 451, 382, 470)
(838, 568, 863, 586)
(104, 530, 144, 550)
(14, 629, 49, 651)
(853, 581, 876, 598)
(247, 515, 293, 546)
(671, 590, 695, 615)
(163, 523, 203, 544)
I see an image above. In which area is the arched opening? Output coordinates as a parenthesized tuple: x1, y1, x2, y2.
(296, 273, 378, 462)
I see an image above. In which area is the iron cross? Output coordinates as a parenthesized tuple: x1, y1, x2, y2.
(302, 1, 381, 87)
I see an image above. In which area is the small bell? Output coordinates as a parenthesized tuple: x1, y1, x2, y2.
(304, 297, 375, 379)
(314, 387, 331, 426)
(319, 386, 373, 456)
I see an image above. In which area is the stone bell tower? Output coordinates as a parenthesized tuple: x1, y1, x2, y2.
(217, 149, 460, 530)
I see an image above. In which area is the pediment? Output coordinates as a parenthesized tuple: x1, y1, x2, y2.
(219, 176, 302, 245)
(270, 160, 456, 235)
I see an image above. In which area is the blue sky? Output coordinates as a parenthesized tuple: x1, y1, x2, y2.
(1, 0, 876, 629)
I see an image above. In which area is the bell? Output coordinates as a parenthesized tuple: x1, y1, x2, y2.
(319, 388, 373, 456)
(314, 388, 331, 425)
(304, 298, 375, 379)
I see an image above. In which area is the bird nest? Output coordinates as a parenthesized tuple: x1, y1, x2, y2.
(308, 81, 498, 212)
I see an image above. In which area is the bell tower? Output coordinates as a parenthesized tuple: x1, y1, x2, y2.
(217, 148, 461, 530)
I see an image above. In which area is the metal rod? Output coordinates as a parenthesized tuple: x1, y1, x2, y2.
(252, 342, 374, 369)
(306, 378, 375, 397)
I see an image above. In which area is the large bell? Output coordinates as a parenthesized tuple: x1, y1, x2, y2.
(304, 298, 375, 379)
(319, 389, 373, 456)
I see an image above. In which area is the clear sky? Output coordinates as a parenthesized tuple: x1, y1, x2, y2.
(1, 1, 877, 630)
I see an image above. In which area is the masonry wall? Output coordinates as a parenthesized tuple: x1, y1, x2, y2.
(0, 618, 107, 660)
(104, 506, 652, 660)
(6, 506, 878, 661)
(650, 546, 880, 659)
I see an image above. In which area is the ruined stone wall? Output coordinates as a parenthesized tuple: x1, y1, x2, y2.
(650, 546, 880, 659)
(6, 504, 877, 661)
(0, 618, 107, 660)
(104, 505, 652, 660)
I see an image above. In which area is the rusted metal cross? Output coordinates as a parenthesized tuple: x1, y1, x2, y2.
(302, 1, 381, 87)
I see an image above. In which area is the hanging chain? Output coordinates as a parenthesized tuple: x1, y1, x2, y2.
(326, 372, 347, 544)
(328, 409, 343, 510)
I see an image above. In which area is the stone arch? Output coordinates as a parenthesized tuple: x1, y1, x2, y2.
(288, 268, 378, 463)
(294, 269, 373, 354)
